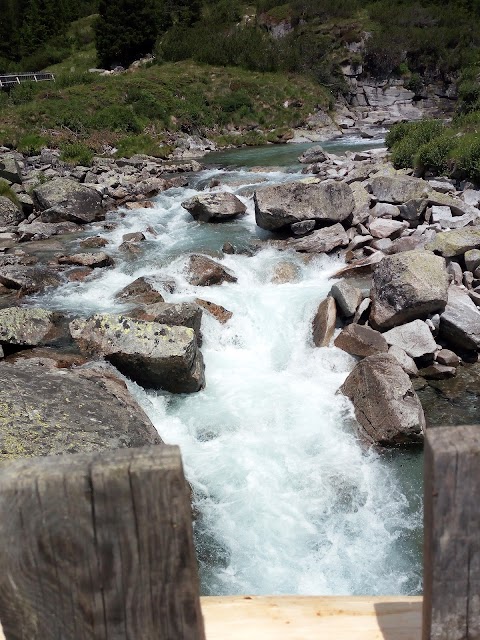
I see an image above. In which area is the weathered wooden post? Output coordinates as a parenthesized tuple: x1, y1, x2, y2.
(0, 445, 205, 640)
(423, 425, 480, 640)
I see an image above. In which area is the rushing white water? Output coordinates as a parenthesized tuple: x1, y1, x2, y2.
(37, 154, 422, 596)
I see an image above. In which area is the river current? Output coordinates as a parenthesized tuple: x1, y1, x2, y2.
(36, 136, 423, 596)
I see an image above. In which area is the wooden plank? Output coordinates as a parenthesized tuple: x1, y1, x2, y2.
(201, 596, 422, 640)
(423, 425, 480, 640)
(0, 446, 205, 640)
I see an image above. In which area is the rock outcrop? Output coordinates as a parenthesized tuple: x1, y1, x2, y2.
(69, 313, 205, 393)
(340, 353, 425, 446)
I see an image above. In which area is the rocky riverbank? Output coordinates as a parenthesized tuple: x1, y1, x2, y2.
(0, 141, 479, 459)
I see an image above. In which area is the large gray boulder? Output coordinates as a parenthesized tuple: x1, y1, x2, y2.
(334, 324, 388, 357)
(426, 227, 480, 257)
(0, 360, 162, 460)
(254, 180, 355, 231)
(298, 145, 327, 164)
(340, 353, 425, 446)
(370, 250, 449, 329)
(0, 307, 65, 349)
(287, 224, 349, 254)
(182, 192, 247, 222)
(70, 313, 205, 393)
(0, 153, 22, 184)
(0, 196, 24, 226)
(440, 285, 480, 350)
(34, 178, 103, 223)
(128, 302, 203, 341)
(18, 220, 80, 241)
(330, 281, 363, 318)
(369, 175, 431, 204)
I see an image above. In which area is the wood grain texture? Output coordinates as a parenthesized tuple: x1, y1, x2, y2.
(0, 446, 205, 640)
(423, 425, 480, 640)
(0, 596, 423, 640)
(201, 596, 422, 640)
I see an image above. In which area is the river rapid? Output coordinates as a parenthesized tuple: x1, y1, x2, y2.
(36, 136, 423, 596)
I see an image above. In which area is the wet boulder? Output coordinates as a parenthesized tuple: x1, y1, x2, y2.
(334, 324, 388, 357)
(0, 360, 162, 460)
(127, 302, 202, 341)
(254, 180, 355, 231)
(0, 307, 65, 350)
(57, 252, 114, 268)
(340, 353, 425, 446)
(0, 196, 24, 226)
(69, 313, 205, 393)
(298, 145, 327, 164)
(312, 296, 336, 347)
(370, 250, 449, 329)
(185, 255, 237, 286)
(181, 192, 247, 222)
(194, 298, 233, 324)
(34, 178, 103, 224)
(115, 277, 164, 305)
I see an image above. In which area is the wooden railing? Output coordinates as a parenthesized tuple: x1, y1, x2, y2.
(0, 426, 477, 638)
(0, 72, 55, 89)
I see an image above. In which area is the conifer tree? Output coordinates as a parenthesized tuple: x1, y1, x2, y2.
(95, 0, 159, 68)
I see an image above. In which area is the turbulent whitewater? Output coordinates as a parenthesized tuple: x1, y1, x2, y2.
(38, 149, 422, 596)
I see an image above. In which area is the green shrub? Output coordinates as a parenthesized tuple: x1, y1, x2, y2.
(90, 105, 143, 133)
(115, 134, 171, 158)
(0, 180, 20, 207)
(450, 134, 480, 182)
(414, 134, 456, 176)
(126, 88, 169, 122)
(387, 120, 446, 169)
(17, 134, 49, 155)
(60, 142, 94, 166)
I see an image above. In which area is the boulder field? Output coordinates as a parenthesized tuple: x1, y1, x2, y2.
(1, 142, 480, 455)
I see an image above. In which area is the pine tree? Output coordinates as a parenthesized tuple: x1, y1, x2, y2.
(95, 0, 159, 68)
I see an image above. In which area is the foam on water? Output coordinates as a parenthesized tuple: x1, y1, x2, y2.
(37, 158, 422, 596)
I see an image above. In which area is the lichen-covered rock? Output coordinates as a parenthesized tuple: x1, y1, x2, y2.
(69, 313, 205, 393)
(0, 196, 24, 226)
(0, 307, 65, 348)
(182, 192, 247, 222)
(0, 360, 162, 460)
(287, 223, 349, 254)
(254, 180, 355, 231)
(440, 285, 480, 350)
(127, 302, 202, 340)
(370, 250, 449, 329)
(115, 277, 164, 305)
(369, 175, 431, 204)
(312, 296, 336, 347)
(185, 255, 237, 286)
(340, 353, 425, 446)
(34, 178, 103, 223)
(334, 324, 388, 357)
(426, 227, 480, 257)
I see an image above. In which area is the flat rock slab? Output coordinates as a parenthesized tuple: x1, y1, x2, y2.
(369, 175, 431, 204)
(58, 252, 114, 268)
(440, 285, 480, 350)
(33, 178, 103, 224)
(426, 227, 480, 257)
(370, 250, 449, 329)
(287, 224, 349, 254)
(70, 313, 205, 393)
(254, 180, 355, 231)
(334, 324, 388, 357)
(182, 192, 247, 222)
(0, 361, 161, 460)
(383, 319, 437, 359)
(340, 353, 425, 446)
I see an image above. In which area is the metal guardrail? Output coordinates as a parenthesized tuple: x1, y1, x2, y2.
(0, 72, 55, 88)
